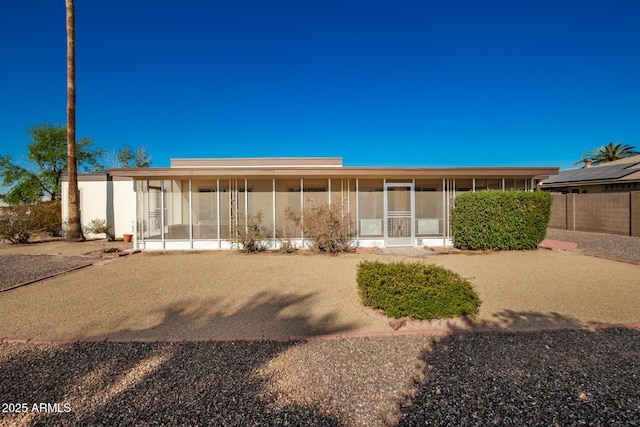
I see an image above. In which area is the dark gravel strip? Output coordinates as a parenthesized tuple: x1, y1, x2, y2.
(0, 337, 431, 426)
(0, 255, 95, 291)
(546, 228, 640, 264)
(399, 328, 640, 426)
(1, 329, 638, 426)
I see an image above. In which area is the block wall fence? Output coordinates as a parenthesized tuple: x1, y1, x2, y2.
(549, 192, 640, 237)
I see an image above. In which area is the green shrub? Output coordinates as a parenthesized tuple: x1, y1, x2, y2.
(357, 261, 481, 320)
(451, 190, 552, 250)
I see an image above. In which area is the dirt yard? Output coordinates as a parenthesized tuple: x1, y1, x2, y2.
(0, 248, 638, 340)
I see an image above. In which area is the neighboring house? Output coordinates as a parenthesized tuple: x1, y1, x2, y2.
(540, 155, 640, 194)
(63, 157, 558, 249)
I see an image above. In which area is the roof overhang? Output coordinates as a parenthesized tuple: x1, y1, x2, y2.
(540, 177, 640, 188)
(109, 166, 560, 180)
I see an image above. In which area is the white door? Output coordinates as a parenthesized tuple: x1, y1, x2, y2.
(384, 183, 414, 246)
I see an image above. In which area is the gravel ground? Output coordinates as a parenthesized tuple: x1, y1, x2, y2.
(1, 328, 638, 426)
(0, 236, 640, 426)
(2, 249, 639, 339)
(0, 336, 432, 426)
(0, 255, 94, 291)
(399, 328, 640, 426)
(546, 228, 640, 264)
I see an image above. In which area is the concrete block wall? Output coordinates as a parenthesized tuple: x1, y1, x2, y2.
(633, 192, 640, 237)
(549, 192, 637, 236)
(574, 193, 629, 235)
(549, 195, 567, 229)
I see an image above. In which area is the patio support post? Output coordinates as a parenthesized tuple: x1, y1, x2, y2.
(442, 178, 446, 246)
(412, 179, 416, 246)
(145, 180, 150, 247)
(346, 178, 350, 237)
(300, 178, 304, 245)
(452, 179, 456, 238)
(444, 179, 448, 243)
(343, 178, 346, 216)
(233, 179, 237, 239)
(355, 178, 359, 245)
(272, 179, 276, 242)
(216, 179, 221, 248)
(188, 179, 193, 248)
(245, 179, 248, 234)
(343, 177, 346, 217)
(383, 179, 387, 246)
(160, 180, 165, 248)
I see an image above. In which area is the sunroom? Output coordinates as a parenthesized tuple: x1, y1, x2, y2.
(109, 158, 557, 250)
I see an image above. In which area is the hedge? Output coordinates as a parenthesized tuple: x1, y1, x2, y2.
(357, 261, 481, 320)
(450, 190, 552, 250)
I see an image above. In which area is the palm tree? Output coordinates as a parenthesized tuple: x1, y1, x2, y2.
(575, 142, 639, 166)
(65, 0, 84, 241)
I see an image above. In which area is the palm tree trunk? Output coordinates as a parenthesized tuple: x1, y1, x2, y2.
(65, 0, 83, 241)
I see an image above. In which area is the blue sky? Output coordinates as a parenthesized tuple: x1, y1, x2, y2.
(1, 0, 639, 172)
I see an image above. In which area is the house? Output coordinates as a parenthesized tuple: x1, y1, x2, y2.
(541, 155, 640, 236)
(62, 157, 558, 249)
(540, 155, 640, 193)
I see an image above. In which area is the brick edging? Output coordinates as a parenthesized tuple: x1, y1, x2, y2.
(0, 263, 94, 293)
(2, 322, 640, 345)
(585, 253, 640, 266)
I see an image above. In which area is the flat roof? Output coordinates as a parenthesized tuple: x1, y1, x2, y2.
(109, 165, 558, 180)
(170, 157, 343, 168)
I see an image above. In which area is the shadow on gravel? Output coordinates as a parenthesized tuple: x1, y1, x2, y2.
(397, 327, 640, 426)
(0, 341, 341, 426)
(456, 309, 584, 330)
(77, 290, 357, 340)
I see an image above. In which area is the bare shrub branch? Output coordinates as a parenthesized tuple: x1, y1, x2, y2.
(286, 201, 353, 253)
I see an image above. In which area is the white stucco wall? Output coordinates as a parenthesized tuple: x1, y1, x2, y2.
(111, 178, 136, 237)
(62, 174, 135, 239)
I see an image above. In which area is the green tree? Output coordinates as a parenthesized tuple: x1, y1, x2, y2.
(0, 122, 102, 204)
(575, 142, 639, 166)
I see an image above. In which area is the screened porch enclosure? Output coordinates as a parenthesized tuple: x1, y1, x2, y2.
(138, 178, 360, 249)
(135, 177, 533, 249)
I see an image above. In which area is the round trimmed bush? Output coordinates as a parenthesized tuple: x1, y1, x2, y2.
(357, 260, 481, 320)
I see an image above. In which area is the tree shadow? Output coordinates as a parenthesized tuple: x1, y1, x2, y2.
(0, 279, 369, 424)
(454, 309, 585, 330)
(0, 339, 342, 426)
(0, 290, 358, 424)
(396, 326, 640, 426)
(76, 290, 357, 340)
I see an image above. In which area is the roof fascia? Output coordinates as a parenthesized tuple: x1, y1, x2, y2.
(109, 166, 560, 179)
